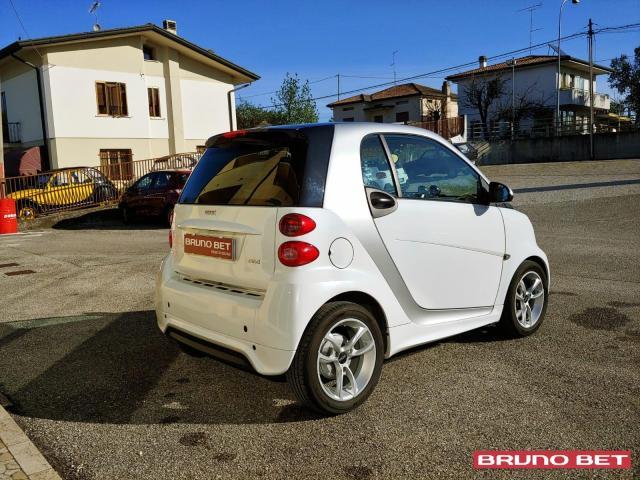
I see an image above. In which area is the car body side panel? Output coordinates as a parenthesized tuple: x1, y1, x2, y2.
(495, 207, 550, 307)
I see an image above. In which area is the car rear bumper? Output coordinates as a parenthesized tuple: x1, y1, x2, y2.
(155, 255, 296, 375)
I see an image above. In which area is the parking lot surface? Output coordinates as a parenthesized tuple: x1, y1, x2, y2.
(0, 160, 638, 479)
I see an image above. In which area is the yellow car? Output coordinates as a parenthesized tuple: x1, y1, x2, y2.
(9, 167, 119, 218)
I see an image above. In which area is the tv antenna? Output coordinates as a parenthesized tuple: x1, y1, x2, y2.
(390, 50, 399, 85)
(517, 3, 543, 54)
(89, 1, 101, 31)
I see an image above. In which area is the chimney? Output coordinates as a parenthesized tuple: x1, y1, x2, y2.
(442, 81, 451, 97)
(163, 19, 177, 35)
(479, 55, 488, 68)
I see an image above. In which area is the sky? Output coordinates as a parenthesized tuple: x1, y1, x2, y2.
(1, 0, 638, 121)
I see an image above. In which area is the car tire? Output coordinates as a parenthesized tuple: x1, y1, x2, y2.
(499, 260, 548, 337)
(16, 200, 39, 220)
(287, 301, 384, 415)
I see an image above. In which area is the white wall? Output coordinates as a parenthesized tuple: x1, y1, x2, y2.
(1, 69, 43, 143)
(47, 65, 170, 140)
(180, 78, 232, 139)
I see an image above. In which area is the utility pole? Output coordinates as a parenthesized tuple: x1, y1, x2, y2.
(588, 18, 595, 160)
(336, 74, 340, 101)
(511, 58, 517, 140)
(391, 51, 398, 85)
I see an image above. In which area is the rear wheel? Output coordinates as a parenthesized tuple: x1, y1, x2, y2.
(287, 301, 384, 415)
(499, 260, 548, 337)
(16, 200, 39, 220)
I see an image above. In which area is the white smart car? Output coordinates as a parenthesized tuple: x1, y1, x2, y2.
(156, 123, 549, 414)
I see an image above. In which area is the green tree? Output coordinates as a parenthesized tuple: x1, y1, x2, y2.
(236, 100, 283, 129)
(609, 47, 640, 122)
(271, 73, 319, 124)
(235, 73, 319, 128)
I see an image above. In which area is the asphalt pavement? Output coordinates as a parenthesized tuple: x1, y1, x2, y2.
(0, 159, 638, 479)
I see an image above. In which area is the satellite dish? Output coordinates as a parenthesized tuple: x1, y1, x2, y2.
(93, 23, 101, 31)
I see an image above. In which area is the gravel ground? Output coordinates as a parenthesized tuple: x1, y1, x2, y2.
(0, 160, 638, 479)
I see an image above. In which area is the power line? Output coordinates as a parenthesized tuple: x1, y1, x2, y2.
(257, 28, 591, 110)
(239, 74, 337, 99)
(6, 0, 45, 60)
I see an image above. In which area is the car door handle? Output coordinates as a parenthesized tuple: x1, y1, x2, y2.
(370, 191, 396, 209)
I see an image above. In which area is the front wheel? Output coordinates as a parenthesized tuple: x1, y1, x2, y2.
(287, 301, 384, 415)
(499, 260, 548, 337)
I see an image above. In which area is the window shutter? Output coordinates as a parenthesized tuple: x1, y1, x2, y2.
(119, 84, 128, 116)
(96, 83, 107, 114)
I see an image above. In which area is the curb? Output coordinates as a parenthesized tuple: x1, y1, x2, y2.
(0, 404, 61, 480)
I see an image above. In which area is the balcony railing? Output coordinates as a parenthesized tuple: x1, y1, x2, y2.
(559, 88, 610, 110)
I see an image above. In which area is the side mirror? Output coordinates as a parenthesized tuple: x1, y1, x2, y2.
(488, 181, 514, 203)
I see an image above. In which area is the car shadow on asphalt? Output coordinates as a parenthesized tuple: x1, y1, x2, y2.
(0, 311, 321, 425)
(52, 208, 167, 230)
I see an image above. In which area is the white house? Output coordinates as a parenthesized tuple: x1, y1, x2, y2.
(327, 82, 458, 124)
(0, 21, 259, 173)
(446, 55, 611, 137)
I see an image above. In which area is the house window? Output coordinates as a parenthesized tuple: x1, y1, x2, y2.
(96, 82, 128, 116)
(99, 149, 133, 180)
(143, 45, 156, 61)
(373, 115, 383, 123)
(148, 87, 161, 117)
(342, 106, 354, 112)
(396, 100, 409, 105)
(395, 111, 409, 123)
(343, 117, 354, 122)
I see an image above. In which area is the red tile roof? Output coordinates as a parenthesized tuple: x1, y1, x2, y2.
(445, 55, 611, 81)
(327, 82, 453, 107)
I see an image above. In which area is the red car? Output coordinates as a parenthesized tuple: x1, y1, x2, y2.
(119, 170, 190, 225)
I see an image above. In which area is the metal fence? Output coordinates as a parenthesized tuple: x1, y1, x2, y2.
(469, 116, 638, 141)
(0, 152, 200, 219)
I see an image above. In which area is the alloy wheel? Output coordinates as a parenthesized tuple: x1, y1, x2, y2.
(514, 271, 545, 329)
(316, 318, 376, 402)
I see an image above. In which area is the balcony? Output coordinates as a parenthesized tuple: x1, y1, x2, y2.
(559, 88, 610, 110)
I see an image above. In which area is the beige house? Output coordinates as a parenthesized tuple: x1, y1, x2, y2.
(327, 82, 458, 124)
(0, 22, 259, 173)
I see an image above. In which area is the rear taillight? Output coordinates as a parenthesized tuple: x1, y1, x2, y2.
(278, 241, 319, 267)
(279, 213, 316, 237)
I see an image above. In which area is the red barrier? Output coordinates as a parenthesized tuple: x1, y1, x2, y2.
(0, 198, 18, 234)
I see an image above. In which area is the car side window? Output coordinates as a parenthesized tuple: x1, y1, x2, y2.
(383, 134, 481, 203)
(360, 135, 397, 195)
(153, 173, 171, 189)
(136, 174, 154, 191)
(51, 172, 70, 187)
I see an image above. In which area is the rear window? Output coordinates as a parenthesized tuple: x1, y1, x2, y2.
(179, 126, 333, 207)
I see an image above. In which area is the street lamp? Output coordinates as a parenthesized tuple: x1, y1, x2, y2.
(557, 0, 580, 132)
